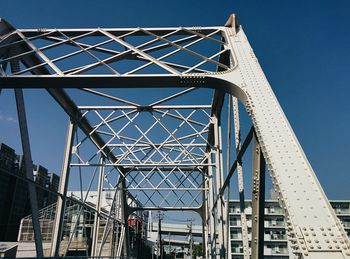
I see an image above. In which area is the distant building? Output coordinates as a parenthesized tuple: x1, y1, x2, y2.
(0, 143, 59, 241)
(228, 200, 350, 258)
(47, 173, 60, 205)
(18, 191, 148, 257)
(33, 164, 48, 209)
(0, 143, 29, 241)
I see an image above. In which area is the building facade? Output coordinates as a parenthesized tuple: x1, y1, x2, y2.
(229, 200, 350, 258)
(0, 143, 59, 241)
(0, 144, 29, 241)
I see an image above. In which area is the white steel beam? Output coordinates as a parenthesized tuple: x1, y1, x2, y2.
(50, 120, 76, 257)
(91, 156, 105, 256)
(213, 116, 225, 258)
(218, 14, 350, 259)
(232, 96, 250, 259)
(14, 88, 44, 257)
(206, 154, 216, 258)
(225, 96, 232, 259)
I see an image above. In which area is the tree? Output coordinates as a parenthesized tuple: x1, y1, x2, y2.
(192, 243, 203, 258)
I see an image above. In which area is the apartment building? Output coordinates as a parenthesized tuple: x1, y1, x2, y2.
(0, 143, 59, 241)
(229, 200, 350, 258)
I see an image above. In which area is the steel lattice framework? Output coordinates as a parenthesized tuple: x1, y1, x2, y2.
(1, 14, 350, 259)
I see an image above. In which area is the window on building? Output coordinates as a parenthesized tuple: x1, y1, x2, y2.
(230, 229, 241, 239)
(332, 203, 350, 214)
(231, 243, 243, 254)
(342, 218, 350, 228)
(230, 215, 241, 226)
(229, 204, 240, 214)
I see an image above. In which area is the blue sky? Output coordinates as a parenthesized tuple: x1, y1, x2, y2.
(1, 0, 350, 200)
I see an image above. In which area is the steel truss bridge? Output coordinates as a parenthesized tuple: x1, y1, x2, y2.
(0, 14, 349, 259)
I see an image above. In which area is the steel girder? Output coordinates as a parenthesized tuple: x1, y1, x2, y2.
(1, 14, 350, 259)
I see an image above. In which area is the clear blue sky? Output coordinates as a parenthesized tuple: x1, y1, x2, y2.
(1, 0, 349, 200)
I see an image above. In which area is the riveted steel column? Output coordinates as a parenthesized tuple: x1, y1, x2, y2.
(51, 120, 76, 256)
(219, 124, 228, 259)
(213, 116, 225, 258)
(91, 156, 105, 256)
(14, 88, 44, 257)
(207, 153, 216, 258)
(201, 163, 209, 258)
(251, 132, 265, 259)
(225, 96, 232, 259)
(232, 96, 250, 259)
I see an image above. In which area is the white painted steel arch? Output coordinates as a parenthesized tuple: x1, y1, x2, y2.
(210, 15, 350, 259)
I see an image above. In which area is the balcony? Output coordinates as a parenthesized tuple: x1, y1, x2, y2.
(265, 221, 285, 228)
(265, 207, 284, 215)
(231, 234, 242, 240)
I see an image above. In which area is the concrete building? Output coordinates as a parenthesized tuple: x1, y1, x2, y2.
(33, 164, 48, 209)
(228, 200, 350, 258)
(145, 200, 350, 258)
(0, 144, 29, 241)
(33, 164, 60, 208)
(0, 143, 59, 242)
(47, 173, 60, 206)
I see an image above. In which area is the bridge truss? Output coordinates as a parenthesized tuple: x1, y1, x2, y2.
(0, 14, 349, 258)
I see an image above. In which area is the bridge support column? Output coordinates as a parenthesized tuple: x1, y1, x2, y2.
(251, 132, 265, 259)
(91, 156, 105, 256)
(51, 120, 76, 256)
(206, 153, 216, 258)
(213, 116, 226, 258)
(14, 88, 44, 258)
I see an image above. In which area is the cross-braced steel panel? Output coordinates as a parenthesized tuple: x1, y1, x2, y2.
(71, 100, 213, 210)
(0, 22, 230, 77)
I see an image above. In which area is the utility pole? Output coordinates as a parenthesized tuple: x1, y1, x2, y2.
(168, 232, 171, 255)
(187, 219, 193, 259)
(156, 211, 164, 259)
